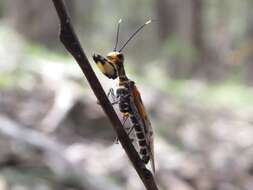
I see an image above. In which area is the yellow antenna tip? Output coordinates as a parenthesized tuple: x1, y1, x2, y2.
(118, 19, 122, 23)
(145, 20, 152, 25)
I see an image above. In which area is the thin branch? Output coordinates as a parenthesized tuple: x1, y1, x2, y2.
(50, 0, 159, 190)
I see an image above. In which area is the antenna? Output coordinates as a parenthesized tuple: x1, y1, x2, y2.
(114, 19, 122, 51)
(119, 20, 152, 52)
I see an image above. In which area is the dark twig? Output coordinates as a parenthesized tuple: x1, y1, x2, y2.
(50, 0, 159, 190)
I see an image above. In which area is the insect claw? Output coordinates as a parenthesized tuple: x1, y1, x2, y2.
(114, 137, 119, 144)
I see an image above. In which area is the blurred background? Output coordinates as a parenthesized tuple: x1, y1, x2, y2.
(0, 0, 253, 190)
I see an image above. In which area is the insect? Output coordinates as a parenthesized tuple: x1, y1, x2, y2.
(92, 19, 155, 173)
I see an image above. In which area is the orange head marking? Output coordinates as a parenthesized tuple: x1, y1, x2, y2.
(106, 51, 124, 67)
(107, 51, 127, 80)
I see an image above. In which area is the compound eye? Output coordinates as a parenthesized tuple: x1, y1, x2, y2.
(117, 54, 124, 60)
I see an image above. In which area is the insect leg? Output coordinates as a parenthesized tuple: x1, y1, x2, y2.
(114, 114, 135, 144)
(127, 124, 135, 136)
(108, 88, 120, 105)
(122, 114, 129, 125)
(97, 88, 119, 105)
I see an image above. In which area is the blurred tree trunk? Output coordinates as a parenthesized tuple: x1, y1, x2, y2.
(246, 47, 253, 85)
(243, 1, 253, 85)
(155, 0, 232, 81)
(7, 0, 75, 47)
(194, 0, 234, 81)
(156, 0, 176, 40)
(156, 0, 206, 79)
(192, 0, 204, 54)
(189, 0, 208, 77)
(0, 1, 5, 18)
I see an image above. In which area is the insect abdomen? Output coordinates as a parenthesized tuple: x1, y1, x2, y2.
(117, 86, 150, 163)
(130, 115, 150, 163)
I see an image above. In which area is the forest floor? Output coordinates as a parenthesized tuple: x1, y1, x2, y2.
(0, 26, 253, 190)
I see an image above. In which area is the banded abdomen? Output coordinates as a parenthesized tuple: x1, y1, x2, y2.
(116, 85, 150, 163)
(129, 114, 150, 163)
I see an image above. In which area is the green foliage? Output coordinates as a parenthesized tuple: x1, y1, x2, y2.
(0, 72, 17, 88)
(163, 79, 253, 109)
(162, 36, 198, 63)
(25, 42, 70, 61)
